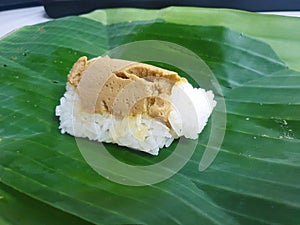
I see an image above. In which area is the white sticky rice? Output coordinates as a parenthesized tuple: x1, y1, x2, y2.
(56, 82, 216, 155)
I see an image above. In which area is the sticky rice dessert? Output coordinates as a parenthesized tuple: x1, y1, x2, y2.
(55, 56, 216, 155)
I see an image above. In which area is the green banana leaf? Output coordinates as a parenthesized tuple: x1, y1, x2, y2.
(0, 183, 92, 225)
(1, 7, 300, 225)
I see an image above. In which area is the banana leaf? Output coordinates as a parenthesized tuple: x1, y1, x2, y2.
(0, 7, 300, 225)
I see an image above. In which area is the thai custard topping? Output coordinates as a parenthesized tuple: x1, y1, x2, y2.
(68, 56, 187, 125)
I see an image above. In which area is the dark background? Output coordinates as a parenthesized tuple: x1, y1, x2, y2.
(1, 0, 300, 18)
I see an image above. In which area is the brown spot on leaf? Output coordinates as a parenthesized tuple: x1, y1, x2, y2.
(39, 26, 45, 32)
